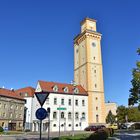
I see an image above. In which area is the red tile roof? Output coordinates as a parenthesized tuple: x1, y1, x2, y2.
(16, 87, 35, 97)
(38, 80, 88, 96)
(0, 88, 26, 101)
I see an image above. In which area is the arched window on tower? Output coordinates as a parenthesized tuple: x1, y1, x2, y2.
(96, 115, 99, 123)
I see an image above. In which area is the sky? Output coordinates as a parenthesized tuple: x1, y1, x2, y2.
(0, 0, 140, 106)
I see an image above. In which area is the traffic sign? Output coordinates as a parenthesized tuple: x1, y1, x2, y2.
(35, 91, 50, 106)
(35, 108, 48, 120)
(57, 107, 66, 110)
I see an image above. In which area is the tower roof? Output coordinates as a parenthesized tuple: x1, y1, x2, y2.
(80, 17, 97, 25)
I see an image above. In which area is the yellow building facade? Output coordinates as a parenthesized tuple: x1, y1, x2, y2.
(74, 18, 106, 124)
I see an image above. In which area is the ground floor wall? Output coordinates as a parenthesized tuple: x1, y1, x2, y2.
(0, 120, 23, 131)
(32, 118, 88, 132)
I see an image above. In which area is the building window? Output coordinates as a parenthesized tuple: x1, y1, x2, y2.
(24, 92, 28, 97)
(54, 98, 57, 105)
(96, 97, 98, 100)
(82, 112, 85, 119)
(46, 98, 49, 104)
(19, 114, 22, 119)
(20, 107, 22, 110)
(53, 112, 57, 119)
(64, 87, 69, 93)
(95, 84, 97, 88)
(53, 124, 56, 127)
(4, 104, 6, 109)
(61, 99, 64, 105)
(53, 85, 58, 92)
(0, 103, 2, 108)
(76, 124, 78, 127)
(10, 113, 13, 118)
(68, 112, 72, 120)
(61, 112, 65, 119)
(10, 105, 13, 109)
(19, 122, 22, 128)
(93, 57, 96, 60)
(75, 112, 79, 120)
(2, 122, 4, 127)
(82, 100, 85, 106)
(68, 99, 71, 106)
(3, 113, 6, 117)
(76, 49, 79, 53)
(96, 107, 98, 110)
(94, 70, 96, 73)
(75, 100, 78, 106)
(68, 124, 71, 127)
(96, 115, 99, 123)
(74, 88, 79, 94)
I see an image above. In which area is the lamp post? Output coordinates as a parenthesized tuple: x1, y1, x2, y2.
(71, 80, 76, 137)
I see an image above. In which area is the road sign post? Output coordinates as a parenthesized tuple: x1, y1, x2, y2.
(57, 106, 67, 138)
(35, 91, 50, 140)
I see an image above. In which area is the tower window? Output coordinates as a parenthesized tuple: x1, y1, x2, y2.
(76, 49, 79, 53)
(93, 57, 96, 60)
(96, 107, 98, 110)
(96, 115, 99, 123)
(94, 70, 96, 73)
(96, 97, 98, 100)
(95, 84, 97, 88)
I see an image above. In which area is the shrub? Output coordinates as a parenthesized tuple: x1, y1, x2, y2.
(86, 128, 114, 140)
(24, 129, 31, 132)
(0, 126, 4, 132)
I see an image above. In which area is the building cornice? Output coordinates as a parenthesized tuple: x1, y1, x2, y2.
(74, 29, 102, 45)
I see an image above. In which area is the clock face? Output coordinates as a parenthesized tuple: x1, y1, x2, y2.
(92, 42, 96, 47)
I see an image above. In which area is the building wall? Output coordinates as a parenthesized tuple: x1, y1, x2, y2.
(31, 85, 88, 132)
(105, 102, 117, 116)
(24, 97, 33, 130)
(0, 97, 25, 130)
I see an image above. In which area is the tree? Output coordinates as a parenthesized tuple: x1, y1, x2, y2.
(116, 106, 128, 123)
(106, 110, 116, 124)
(129, 48, 140, 107)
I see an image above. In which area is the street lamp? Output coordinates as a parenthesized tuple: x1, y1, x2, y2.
(71, 80, 77, 137)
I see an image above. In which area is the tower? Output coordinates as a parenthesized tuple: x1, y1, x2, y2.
(74, 18, 105, 124)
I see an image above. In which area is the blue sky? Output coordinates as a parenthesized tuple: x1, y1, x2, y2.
(0, 0, 139, 106)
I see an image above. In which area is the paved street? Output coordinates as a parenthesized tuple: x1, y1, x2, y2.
(109, 130, 140, 140)
(1, 130, 140, 140)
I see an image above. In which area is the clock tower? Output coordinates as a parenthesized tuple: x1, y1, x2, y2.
(74, 18, 106, 124)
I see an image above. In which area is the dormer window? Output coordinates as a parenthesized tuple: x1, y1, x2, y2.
(64, 87, 69, 93)
(53, 85, 58, 92)
(74, 88, 79, 94)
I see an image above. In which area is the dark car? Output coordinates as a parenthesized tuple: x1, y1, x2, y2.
(84, 125, 105, 131)
(119, 124, 127, 129)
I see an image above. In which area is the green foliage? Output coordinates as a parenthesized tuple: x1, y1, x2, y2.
(129, 48, 140, 107)
(116, 106, 140, 123)
(0, 126, 4, 132)
(106, 110, 116, 124)
(116, 106, 128, 123)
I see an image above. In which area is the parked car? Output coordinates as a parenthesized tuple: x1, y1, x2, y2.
(108, 124, 118, 130)
(119, 123, 127, 129)
(84, 125, 105, 131)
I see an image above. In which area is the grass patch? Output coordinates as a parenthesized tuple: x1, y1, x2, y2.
(52, 133, 91, 140)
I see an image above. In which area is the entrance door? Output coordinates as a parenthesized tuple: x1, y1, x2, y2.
(8, 123, 16, 130)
